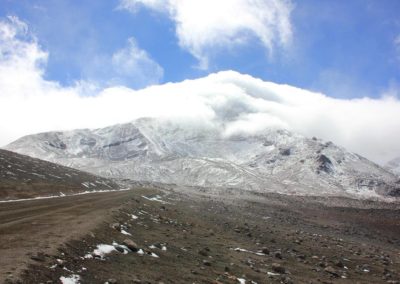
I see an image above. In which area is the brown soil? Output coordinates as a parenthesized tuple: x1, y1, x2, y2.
(2, 187, 399, 284)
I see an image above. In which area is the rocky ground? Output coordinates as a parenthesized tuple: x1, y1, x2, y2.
(0, 190, 134, 282)
(3, 186, 399, 284)
(0, 149, 118, 200)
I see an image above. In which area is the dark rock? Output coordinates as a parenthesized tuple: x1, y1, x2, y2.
(272, 263, 285, 274)
(324, 266, 339, 277)
(48, 141, 66, 150)
(280, 275, 293, 284)
(30, 254, 45, 262)
(280, 148, 291, 156)
(80, 138, 96, 147)
(122, 239, 139, 252)
(261, 247, 270, 254)
(115, 246, 125, 253)
(318, 262, 327, 268)
(153, 243, 162, 249)
(198, 249, 208, 256)
(316, 154, 333, 174)
(335, 260, 344, 268)
(387, 186, 400, 197)
(297, 254, 306, 260)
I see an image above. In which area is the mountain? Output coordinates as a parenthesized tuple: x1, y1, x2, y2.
(4, 118, 400, 199)
(0, 149, 119, 200)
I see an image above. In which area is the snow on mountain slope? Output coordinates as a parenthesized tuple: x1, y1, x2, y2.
(386, 157, 400, 175)
(4, 118, 400, 199)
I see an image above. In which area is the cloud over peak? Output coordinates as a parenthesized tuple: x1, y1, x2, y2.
(119, 0, 293, 69)
(1, 16, 400, 166)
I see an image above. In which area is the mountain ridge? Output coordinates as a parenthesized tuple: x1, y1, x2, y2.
(4, 118, 399, 200)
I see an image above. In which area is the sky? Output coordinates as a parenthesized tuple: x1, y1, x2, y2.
(1, 0, 400, 164)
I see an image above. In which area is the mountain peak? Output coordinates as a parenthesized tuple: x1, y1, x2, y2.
(5, 119, 399, 200)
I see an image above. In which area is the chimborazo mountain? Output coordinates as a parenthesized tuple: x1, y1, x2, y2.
(4, 117, 400, 199)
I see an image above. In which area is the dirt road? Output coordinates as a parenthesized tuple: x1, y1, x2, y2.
(0, 190, 135, 281)
(2, 187, 400, 283)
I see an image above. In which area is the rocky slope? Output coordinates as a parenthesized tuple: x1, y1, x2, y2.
(0, 149, 119, 200)
(4, 118, 400, 199)
(11, 187, 400, 284)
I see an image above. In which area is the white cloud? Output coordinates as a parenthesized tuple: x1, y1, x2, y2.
(2, 16, 400, 165)
(81, 37, 163, 89)
(119, 0, 293, 69)
(110, 37, 163, 87)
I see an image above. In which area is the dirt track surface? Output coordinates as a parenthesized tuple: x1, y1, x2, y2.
(0, 190, 134, 281)
(1, 187, 400, 283)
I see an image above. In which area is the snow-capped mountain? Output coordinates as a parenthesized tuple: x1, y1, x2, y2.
(4, 118, 399, 199)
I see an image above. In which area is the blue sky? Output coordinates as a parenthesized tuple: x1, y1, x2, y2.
(2, 0, 400, 163)
(1, 0, 399, 98)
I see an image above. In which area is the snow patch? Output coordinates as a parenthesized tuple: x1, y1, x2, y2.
(232, 247, 265, 256)
(81, 182, 90, 188)
(142, 195, 169, 204)
(92, 244, 116, 258)
(120, 229, 131, 236)
(60, 274, 80, 284)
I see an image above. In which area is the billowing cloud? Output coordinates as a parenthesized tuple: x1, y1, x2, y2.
(119, 0, 293, 69)
(1, 16, 400, 165)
